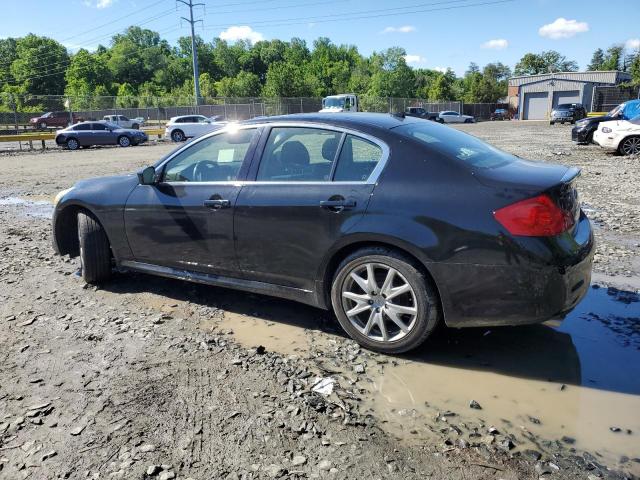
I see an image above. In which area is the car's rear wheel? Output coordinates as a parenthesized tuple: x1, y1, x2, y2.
(331, 248, 440, 353)
(618, 136, 640, 156)
(118, 135, 131, 147)
(132, 123, 139, 129)
(66, 138, 79, 150)
(171, 129, 185, 142)
(464, 118, 472, 123)
(78, 211, 111, 284)
(39, 121, 47, 130)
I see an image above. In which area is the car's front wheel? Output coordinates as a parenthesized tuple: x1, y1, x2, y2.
(78, 211, 112, 284)
(331, 247, 440, 353)
(118, 135, 131, 147)
(66, 138, 79, 150)
(171, 129, 185, 142)
(618, 136, 640, 156)
(39, 121, 47, 130)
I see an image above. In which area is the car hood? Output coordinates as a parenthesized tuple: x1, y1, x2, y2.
(74, 173, 138, 191)
(597, 119, 636, 131)
(582, 115, 612, 124)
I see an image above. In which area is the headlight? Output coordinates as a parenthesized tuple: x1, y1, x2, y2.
(576, 119, 588, 126)
(602, 127, 612, 133)
(54, 188, 72, 205)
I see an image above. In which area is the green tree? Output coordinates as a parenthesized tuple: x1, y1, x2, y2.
(10, 34, 69, 95)
(514, 50, 578, 75)
(601, 45, 624, 71)
(587, 48, 605, 70)
(115, 82, 137, 108)
(64, 49, 111, 107)
(215, 71, 261, 97)
(263, 62, 315, 97)
(0, 38, 18, 88)
(428, 70, 456, 100)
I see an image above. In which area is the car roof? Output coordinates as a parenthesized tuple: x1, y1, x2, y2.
(242, 112, 423, 131)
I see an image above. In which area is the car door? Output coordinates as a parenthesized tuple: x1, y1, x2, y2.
(90, 123, 111, 145)
(234, 125, 388, 291)
(73, 123, 92, 145)
(124, 127, 260, 276)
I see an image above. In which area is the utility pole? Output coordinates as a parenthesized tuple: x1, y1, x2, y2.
(177, 0, 204, 106)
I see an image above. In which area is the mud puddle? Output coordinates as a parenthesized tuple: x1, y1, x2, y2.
(212, 284, 640, 474)
(0, 196, 53, 218)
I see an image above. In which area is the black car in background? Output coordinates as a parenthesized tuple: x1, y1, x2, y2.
(571, 114, 616, 144)
(405, 107, 439, 121)
(490, 108, 510, 121)
(52, 113, 594, 353)
(550, 103, 587, 125)
(55, 121, 148, 150)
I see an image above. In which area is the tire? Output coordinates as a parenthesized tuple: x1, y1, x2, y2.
(39, 121, 47, 130)
(118, 135, 131, 147)
(586, 131, 594, 144)
(78, 211, 111, 284)
(330, 247, 440, 354)
(171, 129, 185, 142)
(131, 123, 139, 130)
(437, 118, 444, 124)
(618, 136, 640, 156)
(66, 138, 80, 150)
(550, 121, 554, 125)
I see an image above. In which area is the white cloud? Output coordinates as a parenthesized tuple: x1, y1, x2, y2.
(219, 25, 264, 44)
(434, 66, 449, 73)
(403, 54, 426, 65)
(538, 18, 589, 39)
(84, 0, 114, 8)
(626, 38, 640, 51)
(381, 25, 416, 34)
(481, 38, 508, 50)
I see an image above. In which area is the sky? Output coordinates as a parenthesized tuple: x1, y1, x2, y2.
(1, 0, 639, 76)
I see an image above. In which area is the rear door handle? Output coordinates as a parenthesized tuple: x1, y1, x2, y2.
(204, 199, 230, 209)
(320, 200, 356, 208)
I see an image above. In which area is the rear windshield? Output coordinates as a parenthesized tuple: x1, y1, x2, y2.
(393, 122, 515, 169)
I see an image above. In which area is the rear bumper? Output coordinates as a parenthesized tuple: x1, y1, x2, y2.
(431, 214, 594, 328)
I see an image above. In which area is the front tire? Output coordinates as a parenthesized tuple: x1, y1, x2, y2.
(618, 136, 640, 156)
(39, 121, 47, 130)
(78, 211, 111, 284)
(118, 135, 131, 147)
(331, 247, 440, 354)
(66, 138, 79, 150)
(171, 129, 185, 142)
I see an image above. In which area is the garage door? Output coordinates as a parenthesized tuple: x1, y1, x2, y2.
(523, 92, 548, 120)
(552, 90, 580, 108)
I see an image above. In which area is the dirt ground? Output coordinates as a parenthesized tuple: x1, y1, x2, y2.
(0, 121, 638, 480)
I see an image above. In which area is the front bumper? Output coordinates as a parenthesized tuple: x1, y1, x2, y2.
(551, 114, 575, 122)
(430, 213, 594, 328)
(571, 126, 590, 143)
(592, 130, 618, 150)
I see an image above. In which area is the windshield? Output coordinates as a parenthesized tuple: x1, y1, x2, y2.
(608, 104, 624, 117)
(323, 97, 345, 108)
(556, 104, 577, 110)
(393, 122, 515, 169)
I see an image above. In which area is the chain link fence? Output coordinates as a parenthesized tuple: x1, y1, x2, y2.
(0, 93, 465, 132)
(591, 85, 640, 112)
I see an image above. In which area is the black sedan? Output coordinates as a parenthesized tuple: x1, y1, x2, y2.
(51, 113, 594, 353)
(572, 114, 617, 144)
(55, 121, 148, 150)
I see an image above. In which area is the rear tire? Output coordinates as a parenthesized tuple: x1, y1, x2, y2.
(78, 211, 111, 284)
(171, 129, 185, 142)
(330, 247, 440, 354)
(131, 123, 139, 130)
(39, 121, 47, 130)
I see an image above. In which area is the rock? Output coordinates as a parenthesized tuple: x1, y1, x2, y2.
(41, 450, 57, 461)
(292, 455, 307, 466)
(70, 425, 85, 436)
(263, 464, 285, 478)
(146, 465, 161, 476)
(497, 438, 515, 451)
(158, 472, 176, 480)
(469, 400, 482, 410)
(139, 443, 156, 453)
(317, 460, 332, 471)
(535, 462, 552, 475)
(609, 427, 621, 433)
(522, 449, 542, 461)
(561, 436, 575, 444)
(528, 416, 541, 424)
(353, 364, 365, 374)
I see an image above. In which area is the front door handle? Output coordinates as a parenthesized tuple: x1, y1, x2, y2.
(320, 199, 356, 213)
(204, 199, 230, 209)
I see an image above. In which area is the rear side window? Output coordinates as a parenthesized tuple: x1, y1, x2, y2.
(334, 135, 383, 182)
(257, 127, 341, 182)
(92, 123, 107, 130)
(73, 124, 91, 131)
(393, 122, 514, 169)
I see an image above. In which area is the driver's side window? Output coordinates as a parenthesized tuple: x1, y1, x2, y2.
(163, 129, 257, 183)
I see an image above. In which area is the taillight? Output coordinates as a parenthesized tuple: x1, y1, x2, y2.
(494, 194, 574, 237)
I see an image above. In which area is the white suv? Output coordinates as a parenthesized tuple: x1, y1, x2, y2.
(165, 115, 227, 142)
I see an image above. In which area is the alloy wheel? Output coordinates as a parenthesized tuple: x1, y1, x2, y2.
(67, 138, 79, 150)
(341, 262, 418, 342)
(621, 137, 640, 155)
(119, 136, 130, 147)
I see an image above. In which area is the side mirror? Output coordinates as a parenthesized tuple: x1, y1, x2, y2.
(137, 166, 157, 185)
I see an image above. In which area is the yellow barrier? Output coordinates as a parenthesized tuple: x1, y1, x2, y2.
(587, 112, 607, 117)
(0, 133, 55, 142)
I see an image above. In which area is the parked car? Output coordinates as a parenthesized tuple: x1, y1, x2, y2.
(490, 108, 509, 121)
(52, 113, 593, 353)
(102, 115, 144, 129)
(405, 107, 439, 121)
(574, 99, 640, 143)
(550, 103, 586, 125)
(165, 115, 227, 142)
(55, 121, 148, 150)
(438, 111, 475, 123)
(593, 114, 640, 155)
(30, 111, 83, 130)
